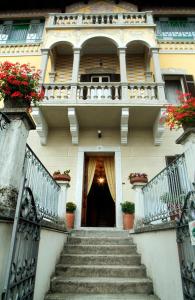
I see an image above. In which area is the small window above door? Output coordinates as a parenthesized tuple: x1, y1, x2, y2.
(91, 75, 110, 83)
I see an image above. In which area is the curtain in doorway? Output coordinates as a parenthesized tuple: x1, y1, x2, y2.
(104, 157, 116, 202)
(87, 158, 96, 194)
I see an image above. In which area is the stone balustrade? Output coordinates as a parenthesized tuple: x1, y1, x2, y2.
(42, 82, 162, 103)
(47, 12, 154, 27)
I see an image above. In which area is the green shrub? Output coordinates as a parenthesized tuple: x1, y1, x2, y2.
(120, 201, 135, 214)
(66, 202, 76, 213)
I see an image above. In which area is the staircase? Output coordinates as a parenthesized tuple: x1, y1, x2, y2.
(45, 229, 159, 300)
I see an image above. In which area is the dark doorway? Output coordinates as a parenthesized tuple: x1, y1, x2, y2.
(86, 181, 115, 227)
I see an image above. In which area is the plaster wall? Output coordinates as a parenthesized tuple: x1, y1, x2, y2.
(27, 128, 183, 215)
(34, 229, 67, 300)
(133, 229, 183, 300)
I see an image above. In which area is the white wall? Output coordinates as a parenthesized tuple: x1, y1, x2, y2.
(0, 223, 12, 296)
(34, 228, 68, 300)
(133, 229, 183, 300)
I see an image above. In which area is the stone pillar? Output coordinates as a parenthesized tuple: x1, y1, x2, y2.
(40, 48, 49, 84)
(49, 72, 56, 83)
(151, 48, 166, 102)
(176, 128, 195, 187)
(118, 47, 128, 100)
(71, 48, 81, 100)
(0, 108, 36, 210)
(132, 183, 146, 228)
(57, 181, 70, 222)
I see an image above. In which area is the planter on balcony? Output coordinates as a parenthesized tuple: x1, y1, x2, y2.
(4, 98, 30, 109)
(129, 173, 148, 185)
(182, 121, 195, 131)
(53, 172, 71, 182)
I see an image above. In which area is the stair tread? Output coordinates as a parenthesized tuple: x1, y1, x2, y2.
(52, 277, 152, 283)
(46, 294, 159, 300)
(56, 264, 145, 269)
(62, 254, 140, 257)
(65, 245, 136, 248)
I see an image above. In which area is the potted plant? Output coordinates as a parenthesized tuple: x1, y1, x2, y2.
(120, 201, 135, 230)
(163, 92, 195, 130)
(66, 202, 76, 230)
(0, 61, 44, 109)
(129, 173, 148, 184)
(53, 170, 71, 182)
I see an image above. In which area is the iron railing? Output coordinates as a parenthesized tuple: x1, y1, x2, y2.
(156, 20, 195, 40)
(0, 23, 44, 44)
(0, 112, 10, 147)
(142, 154, 192, 224)
(25, 145, 60, 221)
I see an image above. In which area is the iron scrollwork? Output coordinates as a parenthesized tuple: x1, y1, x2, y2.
(0, 112, 10, 131)
(176, 191, 195, 300)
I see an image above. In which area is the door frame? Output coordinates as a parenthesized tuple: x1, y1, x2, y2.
(75, 146, 123, 229)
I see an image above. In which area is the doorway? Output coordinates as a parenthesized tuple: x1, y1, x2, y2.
(81, 155, 116, 227)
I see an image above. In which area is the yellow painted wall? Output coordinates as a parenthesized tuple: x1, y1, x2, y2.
(159, 54, 195, 77)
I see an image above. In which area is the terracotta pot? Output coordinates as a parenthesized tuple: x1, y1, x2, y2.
(66, 212, 75, 230)
(123, 213, 134, 230)
(53, 174, 71, 181)
(130, 176, 148, 184)
(182, 121, 195, 131)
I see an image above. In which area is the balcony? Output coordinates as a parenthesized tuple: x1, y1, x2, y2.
(47, 11, 154, 28)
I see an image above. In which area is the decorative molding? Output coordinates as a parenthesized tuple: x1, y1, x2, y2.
(158, 41, 195, 52)
(31, 107, 48, 145)
(0, 43, 42, 56)
(121, 108, 129, 145)
(153, 108, 166, 146)
(161, 68, 187, 75)
(68, 107, 79, 145)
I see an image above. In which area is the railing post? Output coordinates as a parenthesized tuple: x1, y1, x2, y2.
(132, 183, 146, 228)
(118, 47, 128, 100)
(0, 106, 36, 210)
(176, 129, 195, 187)
(146, 11, 154, 25)
(40, 48, 49, 84)
(57, 181, 70, 222)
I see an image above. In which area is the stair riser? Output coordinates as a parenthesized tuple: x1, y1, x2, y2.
(64, 246, 137, 255)
(68, 238, 133, 245)
(56, 267, 146, 278)
(71, 230, 130, 238)
(60, 255, 141, 265)
(51, 281, 153, 294)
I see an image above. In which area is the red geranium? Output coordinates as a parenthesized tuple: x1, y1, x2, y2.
(0, 61, 44, 106)
(163, 92, 195, 129)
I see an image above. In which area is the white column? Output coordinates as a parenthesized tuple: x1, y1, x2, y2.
(57, 181, 70, 221)
(0, 111, 35, 209)
(176, 129, 195, 187)
(151, 47, 166, 102)
(72, 47, 81, 82)
(40, 48, 49, 83)
(71, 48, 81, 100)
(132, 183, 146, 228)
(118, 47, 128, 100)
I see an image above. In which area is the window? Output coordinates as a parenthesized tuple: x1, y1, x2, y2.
(0, 20, 44, 44)
(164, 75, 195, 103)
(156, 17, 195, 40)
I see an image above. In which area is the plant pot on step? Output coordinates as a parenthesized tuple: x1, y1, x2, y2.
(123, 213, 135, 230)
(66, 202, 76, 230)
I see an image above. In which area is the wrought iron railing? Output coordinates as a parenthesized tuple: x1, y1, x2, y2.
(48, 12, 154, 27)
(142, 154, 192, 224)
(0, 112, 10, 147)
(156, 20, 195, 40)
(0, 22, 44, 44)
(24, 145, 60, 221)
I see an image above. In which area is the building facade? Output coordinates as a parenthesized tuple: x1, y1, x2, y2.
(1, 0, 195, 229)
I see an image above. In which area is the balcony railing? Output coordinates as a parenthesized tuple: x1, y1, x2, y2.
(0, 23, 44, 44)
(142, 154, 191, 225)
(48, 12, 154, 27)
(0, 112, 10, 148)
(156, 20, 195, 40)
(25, 145, 61, 221)
(42, 82, 161, 102)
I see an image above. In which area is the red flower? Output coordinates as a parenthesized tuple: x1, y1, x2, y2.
(11, 91, 23, 98)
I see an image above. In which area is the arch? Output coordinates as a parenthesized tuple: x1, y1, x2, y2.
(79, 34, 121, 49)
(125, 39, 153, 49)
(48, 40, 75, 50)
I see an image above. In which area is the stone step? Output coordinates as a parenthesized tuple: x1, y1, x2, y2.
(68, 237, 133, 245)
(60, 254, 141, 265)
(45, 293, 159, 300)
(71, 229, 130, 238)
(64, 244, 137, 255)
(50, 277, 153, 294)
(55, 264, 146, 278)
